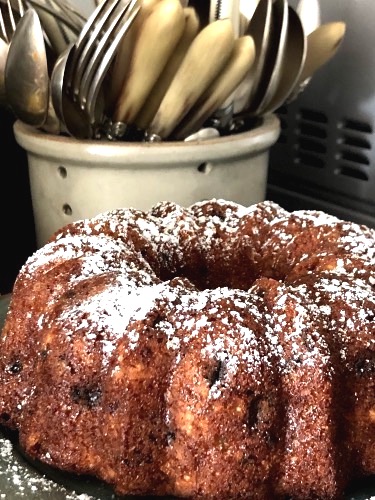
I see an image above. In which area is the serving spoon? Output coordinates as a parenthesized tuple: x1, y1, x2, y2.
(250, 0, 288, 115)
(261, 5, 306, 114)
(5, 8, 49, 127)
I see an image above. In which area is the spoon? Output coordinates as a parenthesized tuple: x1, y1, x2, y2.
(250, 0, 288, 115)
(5, 8, 49, 127)
(50, 43, 91, 138)
(242, 0, 272, 112)
(261, 5, 306, 114)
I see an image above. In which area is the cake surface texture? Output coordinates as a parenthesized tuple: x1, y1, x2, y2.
(0, 198, 374, 499)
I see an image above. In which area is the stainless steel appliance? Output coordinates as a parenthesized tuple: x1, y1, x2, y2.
(267, 0, 375, 228)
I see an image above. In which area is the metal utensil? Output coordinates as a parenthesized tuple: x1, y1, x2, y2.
(261, 5, 306, 114)
(26, 0, 84, 33)
(248, 0, 288, 115)
(50, 43, 89, 137)
(80, 3, 140, 129)
(0, 0, 22, 42)
(51, 0, 140, 138)
(184, 126, 219, 141)
(5, 8, 49, 126)
(286, 0, 320, 102)
(27, 0, 84, 54)
(241, 0, 272, 112)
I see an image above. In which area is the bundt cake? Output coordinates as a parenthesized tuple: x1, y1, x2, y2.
(0, 198, 374, 499)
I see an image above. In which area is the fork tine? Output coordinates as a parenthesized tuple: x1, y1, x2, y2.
(75, 0, 122, 52)
(16, 0, 25, 17)
(79, 0, 139, 107)
(6, 0, 16, 34)
(67, 0, 125, 91)
(70, 0, 128, 94)
(85, 2, 140, 121)
(0, 6, 9, 42)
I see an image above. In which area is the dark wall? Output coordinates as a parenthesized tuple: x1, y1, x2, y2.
(1, 108, 37, 295)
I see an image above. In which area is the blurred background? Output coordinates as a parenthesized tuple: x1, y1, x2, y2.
(1, 0, 374, 294)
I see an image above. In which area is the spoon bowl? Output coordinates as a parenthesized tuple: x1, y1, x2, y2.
(245, 0, 272, 110)
(50, 43, 91, 138)
(262, 5, 306, 114)
(4, 8, 49, 127)
(252, 0, 289, 115)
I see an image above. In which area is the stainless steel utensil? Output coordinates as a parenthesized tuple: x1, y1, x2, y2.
(69, 0, 131, 98)
(50, 43, 89, 137)
(51, 0, 140, 138)
(286, 0, 320, 102)
(242, 0, 272, 111)
(248, 0, 288, 115)
(26, 0, 84, 33)
(0, 0, 22, 42)
(5, 8, 49, 126)
(27, 0, 84, 53)
(261, 5, 306, 114)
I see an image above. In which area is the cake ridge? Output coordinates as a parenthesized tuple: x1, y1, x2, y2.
(0, 198, 374, 499)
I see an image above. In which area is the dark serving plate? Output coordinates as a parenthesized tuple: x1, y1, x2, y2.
(0, 294, 374, 499)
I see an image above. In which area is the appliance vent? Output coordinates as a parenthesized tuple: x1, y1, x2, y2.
(336, 117, 372, 181)
(268, 101, 375, 227)
(342, 118, 372, 134)
(274, 105, 373, 180)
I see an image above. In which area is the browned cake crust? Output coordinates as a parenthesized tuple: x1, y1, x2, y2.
(0, 199, 374, 499)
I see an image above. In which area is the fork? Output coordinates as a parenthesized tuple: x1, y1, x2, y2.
(69, 0, 134, 100)
(0, 0, 21, 42)
(53, 0, 140, 138)
(0, 0, 58, 56)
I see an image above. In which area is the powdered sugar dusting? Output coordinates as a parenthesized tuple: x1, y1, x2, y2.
(1, 198, 374, 498)
(0, 433, 95, 498)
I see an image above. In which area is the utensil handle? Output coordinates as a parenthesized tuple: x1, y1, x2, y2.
(113, 0, 185, 124)
(134, 6, 200, 130)
(147, 18, 235, 139)
(174, 35, 256, 139)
